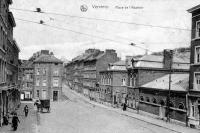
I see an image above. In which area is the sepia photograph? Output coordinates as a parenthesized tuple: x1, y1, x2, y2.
(0, 0, 200, 132)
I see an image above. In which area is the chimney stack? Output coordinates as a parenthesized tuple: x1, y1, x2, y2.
(163, 49, 173, 69)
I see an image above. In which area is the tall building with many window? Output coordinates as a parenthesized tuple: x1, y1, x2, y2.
(32, 50, 63, 101)
(188, 4, 200, 127)
(0, 0, 20, 127)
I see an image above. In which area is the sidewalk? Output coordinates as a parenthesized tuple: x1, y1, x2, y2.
(0, 101, 38, 133)
(64, 86, 199, 133)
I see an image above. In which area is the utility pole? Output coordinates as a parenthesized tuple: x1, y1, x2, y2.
(167, 50, 173, 122)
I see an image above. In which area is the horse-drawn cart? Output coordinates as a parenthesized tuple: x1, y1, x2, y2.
(35, 99, 50, 113)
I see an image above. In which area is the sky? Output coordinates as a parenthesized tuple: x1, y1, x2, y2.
(10, 0, 200, 60)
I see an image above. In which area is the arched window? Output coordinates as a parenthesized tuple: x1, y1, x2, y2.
(169, 101, 174, 107)
(140, 96, 144, 101)
(178, 103, 185, 109)
(146, 97, 150, 102)
(152, 98, 157, 104)
(160, 100, 165, 106)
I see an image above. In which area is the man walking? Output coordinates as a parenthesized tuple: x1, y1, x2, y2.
(12, 113, 20, 131)
(24, 105, 29, 117)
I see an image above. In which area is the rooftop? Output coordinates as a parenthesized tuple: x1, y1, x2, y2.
(34, 54, 63, 63)
(187, 4, 200, 13)
(141, 73, 189, 92)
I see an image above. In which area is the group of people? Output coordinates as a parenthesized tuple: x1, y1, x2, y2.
(2, 105, 29, 131)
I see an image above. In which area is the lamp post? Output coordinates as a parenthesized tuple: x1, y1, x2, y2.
(167, 50, 173, 122)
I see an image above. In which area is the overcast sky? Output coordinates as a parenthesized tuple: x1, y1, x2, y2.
(10, 0, 200, 60)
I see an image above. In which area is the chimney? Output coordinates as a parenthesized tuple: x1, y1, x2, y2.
(125, 56, 132, 68)
(41, 50, 49, 55)
(105, 49, 116, 54)
(163, 49, 173, 69)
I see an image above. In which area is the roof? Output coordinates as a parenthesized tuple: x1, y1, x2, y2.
(141, 74, 189, 92)
(85, 51, 104, 61)
(132, 54, 189, 69)
(111, 60, 126, 66)
(187, 4, 200, 13)
(34, 54, 63, 63)
(21, 60, 33, 68)
(108, 60, 126, 71)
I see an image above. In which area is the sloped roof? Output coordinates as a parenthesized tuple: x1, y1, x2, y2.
(111, 60, 126, 66)
(187, 4, 200, 13)
(34, 54, 63, 63)
(21, 60, 33, 68)
(141, 74, 189, 92)
(133, 54, 189, 69)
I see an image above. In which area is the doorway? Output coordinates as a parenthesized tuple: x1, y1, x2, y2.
(53, 91, 58, 101)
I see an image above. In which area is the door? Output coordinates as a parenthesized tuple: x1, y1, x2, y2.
(159, 106, 166, 119)
(42, 90, 47, 99)
(53, 91, 58, 101)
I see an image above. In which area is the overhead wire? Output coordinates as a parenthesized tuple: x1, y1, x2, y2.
(11, 7, 192, 31)
(15, 17, 153, 52)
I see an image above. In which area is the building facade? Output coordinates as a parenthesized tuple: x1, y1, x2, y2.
(65, 49, 120, 101)
(0, 0, 20, 126)
(127, 50, 190, 123)
(33, 50, 63, 101)
(188, 4, 200, 127)
(20, 60, 34, 101)
(99, 58, 134, 107)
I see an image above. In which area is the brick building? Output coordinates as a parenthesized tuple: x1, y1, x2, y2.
(20, 60, 34, 100)
(126, 50, 190, 123)
(187, 4, 200, 127)
(99, 60, 127, 106)
(0, 0, 20, 126)
(64, 49, 119, 100)
(33, 50, 63, 101)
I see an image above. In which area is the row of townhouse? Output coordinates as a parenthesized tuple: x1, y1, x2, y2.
(0, 0, 21, 127)
(64, 49, 120, 100)
(20, 50, 63, 102)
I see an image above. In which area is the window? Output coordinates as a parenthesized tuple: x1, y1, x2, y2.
(178, 103, 185, 109)
(53, 78, 59, 87)
(53, 69, 59, 76)
(146, 97, 150, 102)
(160, 100, 165, 106)
(191, 101, 195, 117)
(140, 96, 144, 101)
(196, 21, 200, 38)
(194, 73, 200, 90)
(122, 78, 126, 86)
(36, 68, 40, 75)
(42, 79, 47, 86)
(195, 47, 200, 63)
(152, 98, 157, 104)
(43, 68, 47, 75)
(169, 101, 174, 107)
(36, 78, 40, 86)
(36, 90, 39, 98)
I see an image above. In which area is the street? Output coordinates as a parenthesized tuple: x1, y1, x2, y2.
(0, 84, 199, 133)
(38, 84, 179, 133)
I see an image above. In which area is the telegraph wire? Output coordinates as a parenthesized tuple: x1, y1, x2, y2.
(15, 17, 153, 52)
(11, 7, 191, 31)
(46, 16, 190, 46)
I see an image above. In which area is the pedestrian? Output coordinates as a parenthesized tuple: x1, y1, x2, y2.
(12, 113, 20, 131)
(24, 105, 29, 117)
